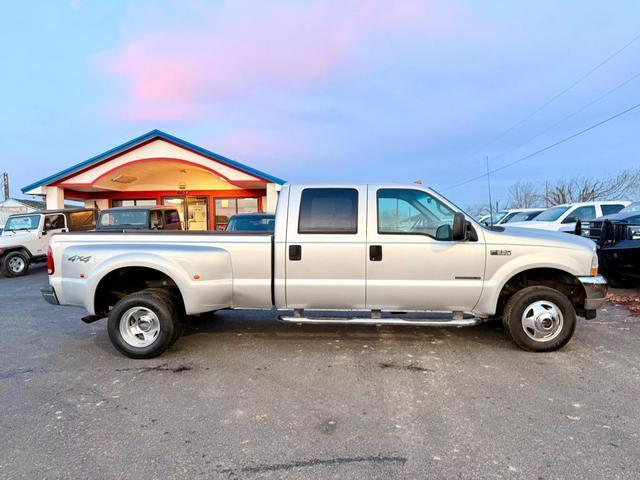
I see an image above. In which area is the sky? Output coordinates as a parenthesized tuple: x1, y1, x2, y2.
(1, 0, 639, 207)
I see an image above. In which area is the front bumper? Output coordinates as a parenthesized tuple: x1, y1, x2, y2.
(577, 275, 608, 310)
(41, 286, 60, 306)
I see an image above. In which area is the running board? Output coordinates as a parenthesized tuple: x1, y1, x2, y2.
(277, 315, 482, 328)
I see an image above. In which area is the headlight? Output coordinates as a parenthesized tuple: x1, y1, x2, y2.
(591, 253, 599, 276)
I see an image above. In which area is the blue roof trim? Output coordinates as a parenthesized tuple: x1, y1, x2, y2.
(21, 129, 286, 193)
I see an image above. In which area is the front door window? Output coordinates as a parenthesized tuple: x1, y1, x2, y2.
(377, 189, 455, 240)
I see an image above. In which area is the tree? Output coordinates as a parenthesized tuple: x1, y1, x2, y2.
(508, 181, 542, 208)
(544, 168, 640, 204)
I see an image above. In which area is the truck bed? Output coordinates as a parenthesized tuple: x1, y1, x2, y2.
(49, 230, 274, 315)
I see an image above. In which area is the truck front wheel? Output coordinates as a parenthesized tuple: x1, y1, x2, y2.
(107, 289, 179, 359)
(1, 251, 30, 277)
(503, 286, 576, 352)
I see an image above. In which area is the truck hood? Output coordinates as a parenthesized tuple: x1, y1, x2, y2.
(592, 212, 640, 223)
(483, 225, 596, 251)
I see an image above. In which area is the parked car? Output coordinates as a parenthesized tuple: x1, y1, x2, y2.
(496, 208, 544, 225)
(0, 208, 97, 277)
(478, 208, 542, 226)
(508, 201, 629, 233)
(225, 213, 275, 232)
(42, 183, 607, 358)
(96, 206, 182, 231)
(583, 201, 640, 286)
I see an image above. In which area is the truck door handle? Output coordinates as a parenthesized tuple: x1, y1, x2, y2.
(369, 245, 382, 261)
(289, 245, 302, 261)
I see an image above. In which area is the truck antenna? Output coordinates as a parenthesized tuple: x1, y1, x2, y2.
(486, 156, 494, 226)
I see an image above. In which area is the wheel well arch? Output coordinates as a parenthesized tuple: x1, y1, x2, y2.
(495, 267, 586, 317)
(1, 246, 32, 258)
(93, 266, 185, 316)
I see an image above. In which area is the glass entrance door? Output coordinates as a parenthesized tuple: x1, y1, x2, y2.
(186, 197, 208, 231)
(162, 196, 209, 231)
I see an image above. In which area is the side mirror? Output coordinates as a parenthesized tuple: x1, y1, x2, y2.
(574, 219, 582, 236)
(452, 212, 466, 241)
(562, 216, 577, 224)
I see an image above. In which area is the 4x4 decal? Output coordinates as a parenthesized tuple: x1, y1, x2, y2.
(67, 255, 92, 263)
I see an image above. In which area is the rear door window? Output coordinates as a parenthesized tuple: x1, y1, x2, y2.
(298, 188, 358, 234)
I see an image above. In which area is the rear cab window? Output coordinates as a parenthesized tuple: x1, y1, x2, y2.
(601, 204, 626, 216)
(164, 210, 181, 230)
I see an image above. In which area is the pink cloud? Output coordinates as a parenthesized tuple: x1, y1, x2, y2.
(101, 1, 467, 121)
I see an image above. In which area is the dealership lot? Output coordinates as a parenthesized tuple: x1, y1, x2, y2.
(1, 268, 639, 479)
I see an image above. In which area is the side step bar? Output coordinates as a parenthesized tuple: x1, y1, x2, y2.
(277, 315, 482, 328)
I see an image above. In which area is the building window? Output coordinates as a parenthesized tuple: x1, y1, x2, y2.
(112, 199, 157, 207)
(214, 198, 259, 230)
(298, 188, 358, 234)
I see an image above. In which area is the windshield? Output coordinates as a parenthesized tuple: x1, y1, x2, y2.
(620, 202, 640, 214)
(506, 211, 542, 222)
(226, 216, 274, 231)
(533, 206, 570, 222)
(497, 211, 519, 224)
(98, 210, 148, 228)
(4, 215, 40, 232)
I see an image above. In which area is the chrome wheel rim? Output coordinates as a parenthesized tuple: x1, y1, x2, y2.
(8, 257, 25, 273)
(521, 300, 563, 342)
(119, 307, 160, 348)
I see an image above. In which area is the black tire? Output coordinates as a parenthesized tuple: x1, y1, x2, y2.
(107, 289, 179, 359)
(144, 288, 185, 346)
(503, 286, 576, 352)
(1, 251, 30, 277)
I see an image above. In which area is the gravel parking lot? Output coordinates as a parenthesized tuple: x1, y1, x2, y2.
(1, 267, 639, 479)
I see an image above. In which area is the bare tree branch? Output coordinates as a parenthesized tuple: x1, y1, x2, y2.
(544, 168, 640, 204)
(508, 181, 542, 208)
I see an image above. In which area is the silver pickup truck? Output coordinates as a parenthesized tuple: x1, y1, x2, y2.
(42, 184, 607, 358)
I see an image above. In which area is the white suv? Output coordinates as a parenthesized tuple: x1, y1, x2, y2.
(508, 201, 629, 233)
(0, 208, 96, 277)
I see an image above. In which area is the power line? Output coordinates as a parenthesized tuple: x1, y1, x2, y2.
(478, 69, 640, 166)
(446, 100, 640, 190)
(462, 30, 640, 160)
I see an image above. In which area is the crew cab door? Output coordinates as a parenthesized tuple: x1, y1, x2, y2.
(285, 186, 367, 309)
(366, 187, 485, 312)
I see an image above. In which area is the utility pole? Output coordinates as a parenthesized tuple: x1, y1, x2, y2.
(1, 172, 9, 201)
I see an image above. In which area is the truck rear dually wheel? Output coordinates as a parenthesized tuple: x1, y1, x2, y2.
(107, 289, 180, 359)
(1, 251, 30, 277)
(503, 286, 576, 352)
